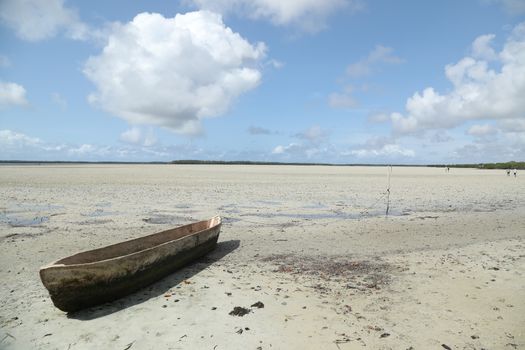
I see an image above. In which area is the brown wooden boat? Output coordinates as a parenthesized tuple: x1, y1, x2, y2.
(40, 216, 221, 312)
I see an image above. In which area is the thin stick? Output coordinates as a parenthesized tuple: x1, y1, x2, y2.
(386, 165, 392, 216)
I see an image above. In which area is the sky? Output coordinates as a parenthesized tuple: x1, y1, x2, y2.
(1, 0, 525, 164)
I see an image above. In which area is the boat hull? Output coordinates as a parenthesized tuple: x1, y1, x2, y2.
(40, 217, 221, 312)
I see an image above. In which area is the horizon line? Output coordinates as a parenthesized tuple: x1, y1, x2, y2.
(1, 159, 523, 168)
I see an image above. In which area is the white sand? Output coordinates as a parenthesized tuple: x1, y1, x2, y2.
(0, 165, 524, 349)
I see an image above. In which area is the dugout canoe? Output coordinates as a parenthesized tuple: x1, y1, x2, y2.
(39, 216, 222, 312)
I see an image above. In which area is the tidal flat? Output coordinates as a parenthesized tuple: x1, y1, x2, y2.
(1, 164, 524, 349)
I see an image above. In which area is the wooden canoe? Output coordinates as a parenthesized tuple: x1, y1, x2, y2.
(40, 216, 221, 312)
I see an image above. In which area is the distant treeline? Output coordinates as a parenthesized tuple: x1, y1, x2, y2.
(429, 161, 525, 170)
(169, 160, 428, 167)
(171, 160, 334, 166)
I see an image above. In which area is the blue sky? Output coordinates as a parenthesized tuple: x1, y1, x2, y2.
(1, 0, 524, 163)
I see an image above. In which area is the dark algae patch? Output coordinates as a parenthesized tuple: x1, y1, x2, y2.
(229, 306, 250, 317)
(262, 254, 401, 293)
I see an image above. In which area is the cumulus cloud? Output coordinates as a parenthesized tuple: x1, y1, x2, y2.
(68, 144, 101, 156)
(0, 0, 91, 41)
(84, 11, 266, 136)
(349, 144, 415, 158)
(452, 134, 525, 162)
(346, 45, 404, 78)
(270, 126, 334, 161)
(271, 142, 329, 159)
(142, 132, 157, 147)
(498, 119, 525, 132)
(65, 142, 169, 159)
(471, 34, 498, 61)
(451, 117, 525, 162)
(187, 0, 361, 32)
(390, 22, 525, 135)
(430, 131, 453, 143)
(467, 124, 497, 136)
(0, 129, 205, 161)
(0, 129, 41, 147)
(0, 81, 28, 108)
(119, 127, 157, 147)
(272, 143, 299, 154)
(119, 127, 142, 145)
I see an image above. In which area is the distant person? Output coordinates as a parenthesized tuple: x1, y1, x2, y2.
(507, 169, 511, 176)
(447, 166, 450, 173)
(514, 169, 517, 177)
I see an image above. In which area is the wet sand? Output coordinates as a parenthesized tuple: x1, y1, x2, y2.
(0, 164, 524, 349)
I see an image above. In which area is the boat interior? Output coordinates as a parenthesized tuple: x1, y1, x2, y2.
(49, 216, 221, 266)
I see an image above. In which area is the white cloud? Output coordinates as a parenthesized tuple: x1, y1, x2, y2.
(0, 129, 40, 146)
(119, 127, 157, 147)
(270, 126, 334, 161)
(467, 124, 497, 136)
(346, 45, 404, 78)
(498, 119, 525, 132)
(430, 131, 453, 143)
(187, 0, 361, 32)
(0, 129, 70, 155)
(66, 142, 159, 158)
(68, 144, 98, 156)
(143, 132, 157, 147)
(452, 130, 525, 162)
(84, 11, 266, 136)
(349, 144, 415, 158)
(0, 0, 91, 41)
(119, 127, 142, 145)
(0, 129, 213, 161)
(464, 120, 525, 160)
(471, 34, 498, 61)
(0, 81, 28, 108)
(271, 142, 328, 159)
(390, 22, 525, 134)
(272, 144, 292, 154)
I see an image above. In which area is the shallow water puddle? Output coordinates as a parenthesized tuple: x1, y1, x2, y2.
(0, 202, 63, 227)
(0, 212, 49, 227)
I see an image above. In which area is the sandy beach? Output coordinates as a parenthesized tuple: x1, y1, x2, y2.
(0, 164, 524, 350)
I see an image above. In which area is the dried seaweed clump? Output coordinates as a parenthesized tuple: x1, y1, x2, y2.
(262, 254, 394, 291)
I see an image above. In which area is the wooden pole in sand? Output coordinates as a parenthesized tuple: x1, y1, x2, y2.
(386, 165, 392, 216)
